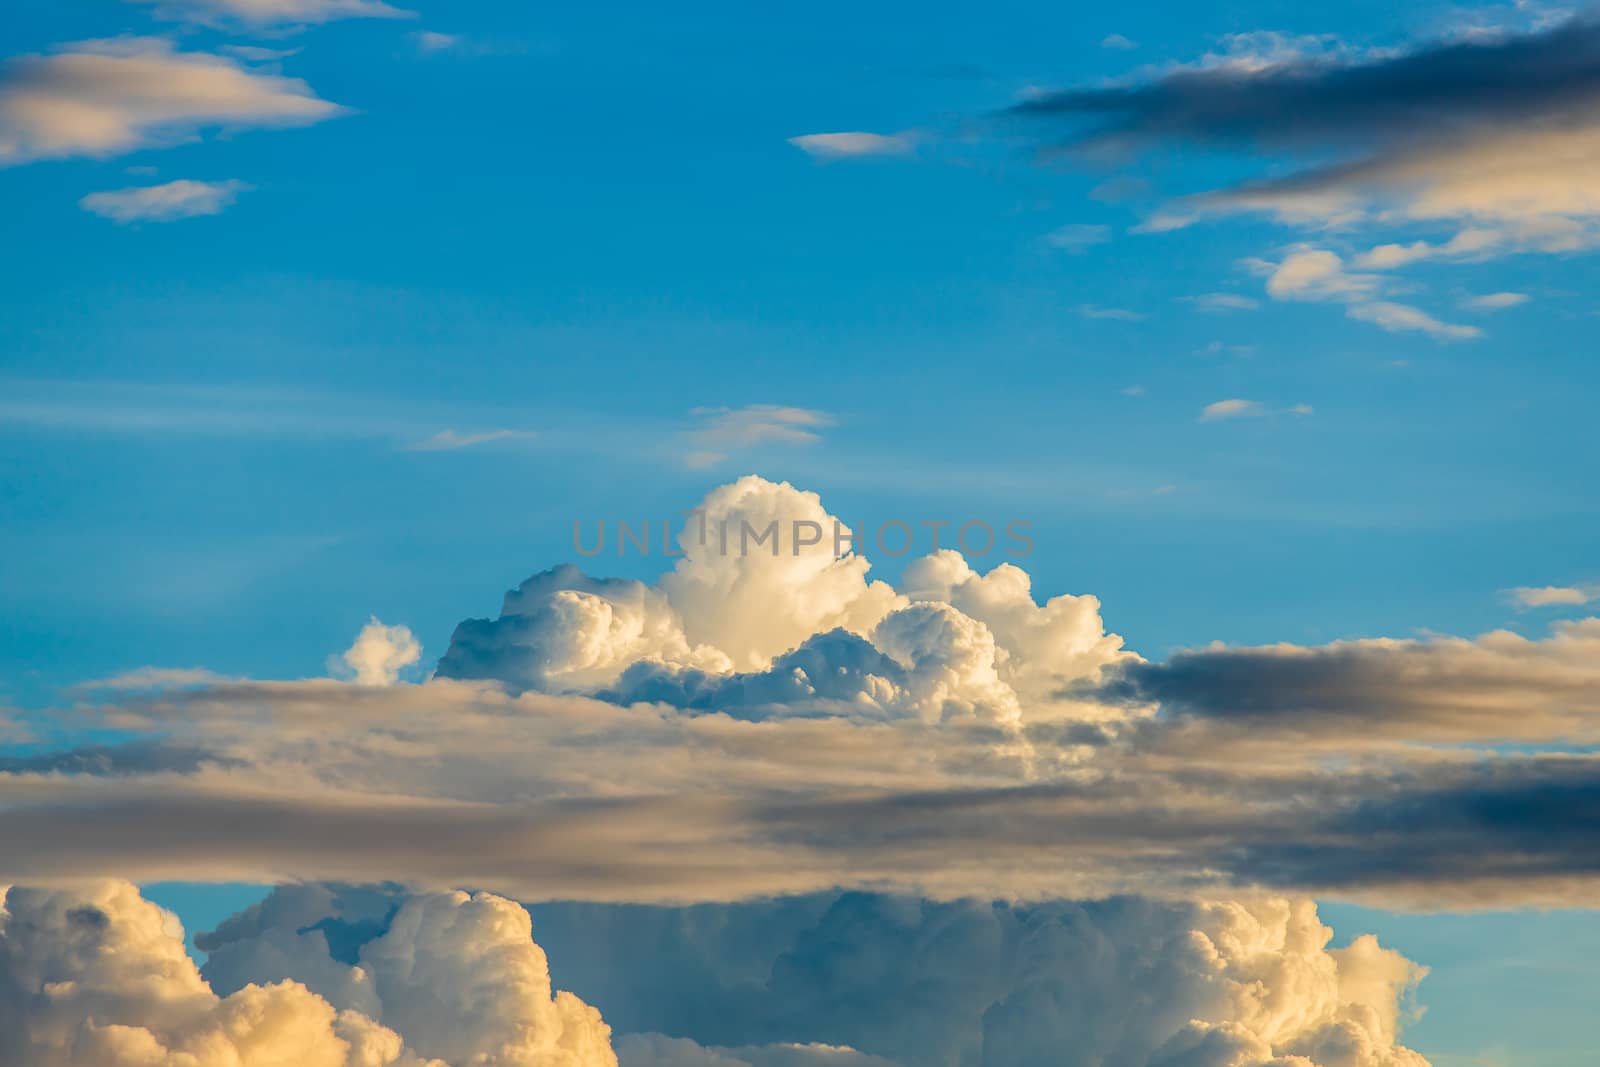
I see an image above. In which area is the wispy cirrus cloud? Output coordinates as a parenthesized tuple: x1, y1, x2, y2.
(0, 38, 343, 165)
(404, 428, 536, 452)
(788, 132, 913, 160)
(1463, 291, 1530, 312)
(126, 0, 414, 27)
(1186, 291, 1260, 312)
(1347, 301, 1482, 341)
(79, 178, 250, 223)
(683, 404, 832, 467)
(1075, 304, 1143, 321)
(1043, 222, 1111, 252)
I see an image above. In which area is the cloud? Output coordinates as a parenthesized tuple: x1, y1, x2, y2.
(787, 133, 912, 160)
(1100, 34, 1138, 51)
(1186, 292, 1259, 312)
(405, 428, 536, 452)
(1199, 399, 1264, 421)
(415, 31, 461, 53)
(1508, 584, 1599, 609)
(1093, 618, 1600, 744)
(1043, 223, 1110, 251)
(0, 38, 343, 165)
(683, 406, 832, 467)
(194, 884, 1430, 1067)
(1263, 248, 1378, 302)
(79, 178, 249, 223)
(0, 879, 614, 1067)
(127, 0, 414, 27)
(338, 617, 421, 685)
(7, 479, 1600, 907)
(537, 894, 1432, 1067)
(1462, 291, 1529, 311)
(1006, 16, 1600, 253)
(1345, 301, 1482, 340)
(1253, 247, 1480, 339)
(1075, 304, 1143, 321)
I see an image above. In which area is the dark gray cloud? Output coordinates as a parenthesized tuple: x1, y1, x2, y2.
(0, 740, 229, 777)
(1009, 18, 1600, 155)
(1088, 621, 1600, 743)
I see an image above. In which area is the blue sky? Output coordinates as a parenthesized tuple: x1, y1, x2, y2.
(4, 2, 1600, 1066)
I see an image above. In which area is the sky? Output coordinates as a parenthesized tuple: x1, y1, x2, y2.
(3, 2, 1600, 1066)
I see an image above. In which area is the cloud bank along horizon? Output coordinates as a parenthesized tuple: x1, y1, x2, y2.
(0, 878, 1434, 1067)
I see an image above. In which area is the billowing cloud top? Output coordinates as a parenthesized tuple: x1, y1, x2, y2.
(0, 879, 1434, 1067)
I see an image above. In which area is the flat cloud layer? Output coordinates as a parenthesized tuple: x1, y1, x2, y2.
(3, 476, 1598, 909)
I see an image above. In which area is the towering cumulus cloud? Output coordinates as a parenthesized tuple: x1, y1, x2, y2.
(0, 881, 616, 1067)
(438, 475, 1124, 723)
(0, 880, 1434, 1067)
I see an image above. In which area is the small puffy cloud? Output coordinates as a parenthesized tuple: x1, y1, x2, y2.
(1346, 301, 1482, 341)
(787, 133, 912, 160)
(1508, 584, 1598, 609)
(1100, 34, 1138, 50)
(79, 178, 249, 223)
(127, 0, 414, 27)
(405, 429, 535, 452)
(1199, 398, 1264, 421)
(0, 38, 343, 165)
(340, 617, 421, 685)
(1462, 291, 1529, 311)
(1043, 223, 1110, 252)
(1265, 249, 1378, 302)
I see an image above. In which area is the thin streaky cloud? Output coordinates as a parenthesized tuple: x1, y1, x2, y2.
(1187, 292, 1260, 312)
(405, 429, 536, 452)
(1347, 301, 1482, 341)
(126, 0, 414, 27)
(1076, 304, 1144, 321)
(1043, 223, 1111, 252)
(788, 132, 913, 159)
(1463, 291, 1530, 311)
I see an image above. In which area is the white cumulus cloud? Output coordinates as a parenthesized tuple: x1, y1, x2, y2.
(0, 38, 343, 165)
